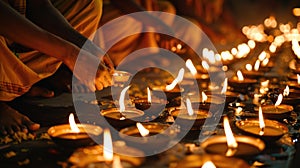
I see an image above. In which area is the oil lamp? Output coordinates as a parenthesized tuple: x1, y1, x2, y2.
(228, 70, 257, 94)
(48, 113, 103, 147)
(201, 116, 265, 157)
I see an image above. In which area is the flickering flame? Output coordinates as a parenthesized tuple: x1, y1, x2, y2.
(258, 106, 265, 136)
(136, 122, 150, 137)
(223, 116, 238, 156)
(235, 107, 243, 116)
(261, 80, 269, 88)
(221, 78, 228, 94)
(166, 68, 184, 91)
(254, 60, 260, 71)
(262, 58, 269, 66)
(119, 85, 131, 113)
(201, 91, 208, 103)
(293, 8, 300, 17)
(202, 161, 216, 168)
(186, 98, 194, 116)
(258, 51, 267, 61)
(297, 74, 300, 84)
(202, 61, 210, 71)
(274, 94, 283, 107)
(245, 64, 253, 71)
(283, 85, 289, 97)
(69, 113, 80, 133)
(147, 87, 151, 103)
(248, 40, 256, 49)
(231, 48, 238, 55)
(103, 129, 113, 162)
(112, 156, 123, 168)
(237, 70, 244, 81)
(185, 59, 197, 76)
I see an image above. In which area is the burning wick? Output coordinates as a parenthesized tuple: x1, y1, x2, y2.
(274, 93, 283, 112)
(201, 161, 216, 168)
(283, 85, 289, 97)
(69, 113, 80, 133)
(103, 129, 113, 162)
(223, 116, 238, 156)
(258, 106, 265, 136)
(119, 85, 131, 120)
(166, 68, 184, 91)
(201, 92, 208, 104)
(136, 122, 150, 137)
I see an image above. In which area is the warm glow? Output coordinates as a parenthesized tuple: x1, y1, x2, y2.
(186, 98, 194, 116)
(203, 48, 215, 64)
(166, 68, 184, 91)
(261, 80, 269, 88)
(235, 107, 243, 116)
(221, 51, 234, 61)
(297, 74, 300, 84)
(245, 64, 252, 71)
(258, 51, 267, 61)
(275, 94, 283, 107)
(248, 40, 256, 49)
(69, 113, 80, 133)
(223, 116, 238, 156)
(264, 16, 277, 28)
(202, 61, 210, 70)
(112, 156, 123, 168)
(119, 85, 131, 113)
(237, 70, 244, 81)
(185, 59, 197, 76)
(202, 161, 216, 168)
(262, 58, 269, 66)
(254, 60, 260, 71)
(258, 106, 265, 136)
(269, 44, 277, 53)
(147, 87, 151, 103)
(221, 78, 228, 94)
(293, 8, 300, 16)
(283, 85, 289, 97)
(201, 91, 208, 103)
(103, 129, 114, 162)
(136, 122, 150, 137)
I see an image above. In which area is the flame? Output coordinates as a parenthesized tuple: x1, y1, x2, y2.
(245, 64, 253, 71)
(147, 87, 151, 103)
(186, 59, 198, 76)
(166, 68, 184, 91)
(103, 129, 113, 162)
(112, 156, 123, 168)
(202, 61, 210, 70)
(254, 60, 260, 71)
(202, 161, 216, 168)
(221, 78, 228, 94)
(119, 85, 131, 113)
(258, 106, 265, 136)
(69, 113, 80, 133)
(261, 80, 269, 88)
(262, 58, 269, 66)
(186, 98, 194, 116)
(297, 74, 300, 85)
(136, 123, 150, 137)
(237, 70, 244, 81)
(283, 85, 289, 97)
(201, 91, 208, 103)
(223, 116, 238, 156)
(274, 94, 283, 107)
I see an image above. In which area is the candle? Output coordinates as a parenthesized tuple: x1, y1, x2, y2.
(48, 113, 103, 147)
(228, 70, 257, 93)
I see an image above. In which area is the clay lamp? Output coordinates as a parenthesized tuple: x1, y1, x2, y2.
(228, 70, 257, 94)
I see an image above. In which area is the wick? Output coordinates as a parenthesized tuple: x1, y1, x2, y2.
(119, 112, 126, 120)
(259, 127, 265, 136)
(225, 147, 238, 157)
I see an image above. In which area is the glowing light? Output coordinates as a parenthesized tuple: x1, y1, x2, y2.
(237, 70, 244, 81)
(254, 60, 260, 71)
(223, 116, 238, 156)
(202, 161, 216, 168)
(186, 98, 194, 116)
(201, 91, 208, 103)
(136, 123, 150, 137)
(69, 113, 80, 133)
(221, 78, 228, 94)
(245, 64, 252, 71)
(258, 106, 265, 136)
(283, 85, 289, 97)
(147, 87, 151, 103)
(103, 129, 113, 162)
(275, 94, 283, 107)
(119, 85, 131, 113)
(185, 59, 197, 76)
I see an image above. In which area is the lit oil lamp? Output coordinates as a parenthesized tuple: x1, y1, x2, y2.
(287, 74, 300, 90)
(48, 113, 103, 147)
(100, 86, 144, 129)
(68, 129, 145, 167)
(228, 70, 257, 93)
(170, 98, 211, 129)
(235, 106, 289, 141)
(184, 59, 210, 85)
(201, 116, 265, 157)
(242, 62, 265, 79)
(119, 122, 178, 153)
(281, 86, 300, 106)
(258, 93, 294, 120)
(189, 91, 226, 111)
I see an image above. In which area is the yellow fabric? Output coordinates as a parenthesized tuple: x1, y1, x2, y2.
(0, 0, 102, 101)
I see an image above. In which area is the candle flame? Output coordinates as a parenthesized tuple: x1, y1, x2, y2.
(185, 59, 197, 76)
(283, 85, 289, 97)
(166, 68, 184, 91)
(245, 64, 252, 71)
(119, 85, 131, 113)
(202, 161, 216, 168)
(202, 61, 210, 71)
(136, 122, 150, 137)
(112, 156, 123, 168)
(237, 70, 244, 81)
(69, 113, 80, 133)
(258, 106, 265, 136)
(103, 129, 113, 162)
(186, 98, 194, 116)
(147, 87, 151, 103)
(221, 78, 228, 94)
(261, 80, 269, 88)
(274, 94, 283, 107)
(262, 58, 269, 66)
(297, 74, 300, 84)
(201, 91, 208, 103)
(254, 60, 260, 71)
(223, 116, 238, 156)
